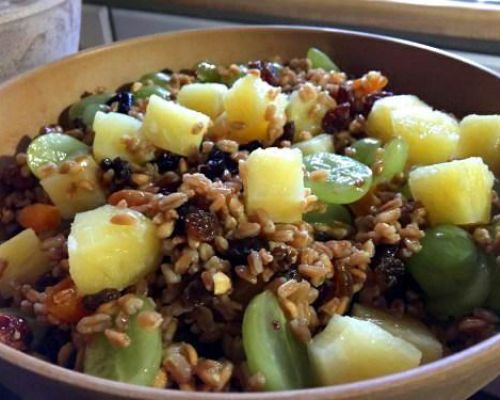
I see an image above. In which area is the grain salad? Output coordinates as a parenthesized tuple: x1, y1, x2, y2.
(0, 47, 498, 392)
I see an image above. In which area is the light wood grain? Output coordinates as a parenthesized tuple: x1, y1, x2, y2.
(107, 0, 500, 41)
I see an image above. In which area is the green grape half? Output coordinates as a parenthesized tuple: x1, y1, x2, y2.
(349, 138, 381, 166)
(139, 71, 171, 87)
(306, 48, 340, 72)
(195, 62, 221, 83)
(68, 93, 114, 123)
(27, 133, 89, 178)
(304, 152, 373, 204)
(242, 290, 311, 391)
(133, 84, 170, 102)
(375, 138, 409, 183)
(304, 203, 352, 225)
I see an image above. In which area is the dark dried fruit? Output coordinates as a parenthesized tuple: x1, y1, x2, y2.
(100, 157, 132, 187)
(34, 272, 60, 292)
(362, 91, 394, 116)
(281, 121, 295, 142)
(153, 152, 181, 173)
(247, 60, 282, 86)
(82, 289, 121, 312)
(239, 140, 262, 152)
(270, 245, 298, 272)
(0, 313, 31, 351)
(225, 238, 267, 265)
(372, 245, 406, 292)
(106, 92, 134, 114)
(334, 84, 355, 105)
(185, 209, 218, 242)
(182, 279, 211, 307)
(322, 103, 351, 133)
(198, 148, 238, 180)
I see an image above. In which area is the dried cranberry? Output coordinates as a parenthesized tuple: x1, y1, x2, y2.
(239, 140, 262, 152)
(199, 148, 237, 180)
(34, 272, 60, 291)
(247, 60, 282, 86)
(334, 83, 355, 105)
(153, 152, 180, 173)
(281, 121, 295, 142)
(182, 279, 211, 307)
(0, 313, 31, 351)
(225, 238, 267, 265)
(362, 91, 394, 116)
(322, 103, 351, 133)
(106, 92, 133, 114)
(185, 209, 218, 242)
(82, 289, 121, 312)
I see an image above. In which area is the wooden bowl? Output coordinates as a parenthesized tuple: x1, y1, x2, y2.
(0, 26, 499, 400)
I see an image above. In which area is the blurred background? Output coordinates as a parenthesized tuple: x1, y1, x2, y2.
(0, 0, 499, 398)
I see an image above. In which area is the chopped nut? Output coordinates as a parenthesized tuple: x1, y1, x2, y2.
(104, 329, 131, 348)
(213, 271, 232, 295)
(110, 213, 137, 225)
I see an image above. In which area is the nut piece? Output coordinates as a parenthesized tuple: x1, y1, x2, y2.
(213, 272, 232, 295)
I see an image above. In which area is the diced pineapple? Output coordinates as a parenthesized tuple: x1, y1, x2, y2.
(366, 95, 430, 142)
(0, 229, 50, 298)
(309, 315, 421, 386)
(352, 304, 442, 364)
(286, 83, 334, 139)
(142, 95, 210, 156)
(223, 74, 288, 144)
(242, 147, 304, 223)
(409, 157, 494, 225)
(93, 112, 154, 164)
(40, 155, 106, 219)
(177, 83, 228, 120)
(68, 205, 161, 294)
(458, 114, 500, 175)
(390, 108, 459, 166)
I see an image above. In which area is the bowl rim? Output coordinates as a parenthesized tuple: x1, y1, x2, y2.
(0, 25, 499, 399)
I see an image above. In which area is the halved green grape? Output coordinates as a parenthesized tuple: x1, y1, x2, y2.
(375, 138, 409, 183)
(292, 133, 335, 156)
(84, 297, 162, 386)
(27, 133, 89, 178)
(307, 48, 340, 72)
(133, 85, 170, 102)
(406, 225, 479, 297)
(426, 251, 492, 319)
(304, 153, 373, 204)
(221, 64, 248, 87)
(139, 71, 171, 87)
(304, 203, 352, 225)
(242, 290, 311, 391)
(195, 62, 221, 83)
(348, 138, 381, 166)
(81, 103, 109, 128)
(68, 93, 114, 122)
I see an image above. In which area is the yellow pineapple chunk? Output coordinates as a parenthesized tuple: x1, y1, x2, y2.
(223, 74, 287, 144)
(0, 229, 50, 298)
(366, 95, 429, 142)
(242, 147, 304, 223)
(286, 83, 335, 139)
(40, 155, 106, 219)
(142, 95, 210, 156)
(309, 315, 421, 386)
(177, 83, 228, 120)
(352, 304, 442, 364)
(93, 112, 154, 164)
(409, 157, 494, 226)
(390, 108, 459, 166)
(458, 114, 500, 175)
(68, 205, 161, 294)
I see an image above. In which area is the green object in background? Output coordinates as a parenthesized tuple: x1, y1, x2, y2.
(307, 47, 340, 72)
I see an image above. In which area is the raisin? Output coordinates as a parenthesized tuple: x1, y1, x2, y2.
(362, 91, 394, 116)
(182, 279, 211, 307)
(185, 209, 218, 242)
(372, 245, 406, 292)
(270, 245, 298, 272)
(106, 92, 133, 114)
(198, 147, 237, 180)
(225, 238, 267, 265)
(322, 102, 351, 133)
(239, 140, 262, 152)
(82, 289, 121, 312)
(100, 157, 132, 187)
(0, 313, 31, 351)
(153, 152, 180, 173)
(334, 83, 355, 105)
(281, 121, 295, 142)
(247, 60, 282, 86)
(34, 272, 60, 292)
